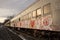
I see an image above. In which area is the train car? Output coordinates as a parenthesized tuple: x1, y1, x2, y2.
(4, 0, 60, 39)
(8, 0, 60, 31)
(9, 0, 60, 31)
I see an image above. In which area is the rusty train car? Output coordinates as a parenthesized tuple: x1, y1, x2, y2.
(4, 1, 60, 38)
(5, 0, 60, 31)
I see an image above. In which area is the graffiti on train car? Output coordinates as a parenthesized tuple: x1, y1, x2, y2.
(43, 17, 49, 26)
(20, 22, 22, 27)
(36, 17, 43, 29)
(43, 15, 52, 30)
(30, 20, 35, 28)
(21, 21, 24, 28)
(24, 20, 28, 28)
(17, 21, 22, 27)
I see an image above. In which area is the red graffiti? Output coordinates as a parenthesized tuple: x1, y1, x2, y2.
(30, 20, 35, 27)
(43, 20, 49, 26)
(19, 22, 22, 26)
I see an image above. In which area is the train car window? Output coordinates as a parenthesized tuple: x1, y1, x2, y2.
(44, 4, 51, 14)
(33, 10, 36, 17)
(24, 15, 27, 20)
(23, 16, 25, 20)
(37, 8, 42, 16)
(19, 18, 20, 21)
(23, 15, 27, 20)
(25, 14, 28, 20)
(16, 19, 18, 22)
(23, 15, 25, 20)
(26, 14, 29, 20)
(21, 16, 23, 21)
(29, 12, 32, 19)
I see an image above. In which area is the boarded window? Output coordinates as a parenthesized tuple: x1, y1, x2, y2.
(21, 16, 24, 20)
(37, 8, 42, 16)
(25, 14, 28, 19)
(33, 10, 36, 17)
(29, 12, 32, 18)
(24, 15, 26, 20)
(19, 18, 20, 21)
(23, 16, 25, 20)
(44, 4, 51, 14)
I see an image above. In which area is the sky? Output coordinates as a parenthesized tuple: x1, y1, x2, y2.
(0, 0, 37, 23)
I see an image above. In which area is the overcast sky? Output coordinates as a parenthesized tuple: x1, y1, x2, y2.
(0, 0, 37, 23)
